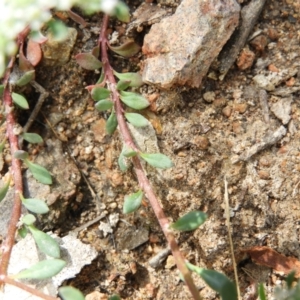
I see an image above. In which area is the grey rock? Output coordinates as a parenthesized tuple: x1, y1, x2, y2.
(142, 0, 240, 89)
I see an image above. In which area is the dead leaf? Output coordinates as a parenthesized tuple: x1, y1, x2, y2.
(242, 246, 300, 278)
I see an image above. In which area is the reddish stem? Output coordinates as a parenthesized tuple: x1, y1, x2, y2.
(0, 27, 29, 280)
(99, 15, 201, 300)
(2, 276, 59, 300)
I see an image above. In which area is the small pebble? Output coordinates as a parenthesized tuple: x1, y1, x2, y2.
(236, 48, 255, 70)
(233, 103, 248, 114)
(258, 170, 270, 180)
(192, 136, 209, 150)
(222, 106, 232, 117)
(203, 91, 215, 103)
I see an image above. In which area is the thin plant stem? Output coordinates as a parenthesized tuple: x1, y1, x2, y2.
(0, 26, 30, 280)
(224, 177, 241, 300)
(2, 276, 59, 300)
(99, 14, 201, 300)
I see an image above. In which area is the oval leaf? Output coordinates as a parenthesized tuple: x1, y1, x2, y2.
(186, 263, 237, 300)
(120, 91, 149, 110)
(18, 226, 28, 238)
(59, 286, 85, 300)
(114, 71, 143, 88)
(0, 179, 10, 203)
(16, 70, 35, 86)
(139, 153, 173, 169)
(125, 113, 148, 127)
(14, 259, 66, 280)
(22, 198, 49, 214)
(47, 19, 69, 41)
(118, 152, 129, 172)
(91, 86, 110, 101)
(26, 39, 42, 66)
(28, 225, 60, 258)
(114, 1, 130, 22)
(22, 214, 36, 226)
(14, 150, 29, 160)
(25, 159, 52, 185)
(12, 92, 29, 109)
(109, 295, 121, 300)
(123, 190, 143, 214)
(95, 99, 113, 111)
(106, 112, 118, 135)
(116, 80, 131, 91)
(109, 40, 140, 58)
(0, 84, 4, 97)
(75, 53, 102, 70)
(170, 211, 207, 232)
(21, 132, 43, 144)
(122, 146, 137, 158)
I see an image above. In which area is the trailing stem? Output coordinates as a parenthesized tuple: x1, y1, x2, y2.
(99, 15, 201, 300)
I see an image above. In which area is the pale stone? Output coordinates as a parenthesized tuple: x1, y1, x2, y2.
(142, 0, 240, 89)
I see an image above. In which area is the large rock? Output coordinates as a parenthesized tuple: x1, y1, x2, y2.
(142, 0, 240, 89)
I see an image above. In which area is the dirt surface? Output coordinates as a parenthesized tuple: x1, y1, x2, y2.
(7, 0, 300, 299)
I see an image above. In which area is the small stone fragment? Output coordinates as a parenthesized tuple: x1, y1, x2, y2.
(142, 0, 240, 88)
(41, 27, 77, 66)
(192, 136, 209, 150)
(258, 170, 270, 180)
(165, 255, 176, 269)
(203, 91, 215, 103)
(222, 106, 232, 117)
(236, 48, 255, 70)
(250, 35, 268, 52)
(233, 103, 248, 114)
(270, 96, 293, 125)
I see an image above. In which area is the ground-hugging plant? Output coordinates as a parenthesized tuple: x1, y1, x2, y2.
(0, 1, 261, 299)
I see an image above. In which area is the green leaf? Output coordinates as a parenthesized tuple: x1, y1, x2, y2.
(139, 153, 173, 169)
(0, 84, 4, 97)
(0, 179, 10, 203)
(123, 190, 143, 214)
(14, 150, 29, 160)
(21, 196, 49, 214)
(21, 132, 43, 144)
(18, 226, 28, 238)
(106, 112, 118, 135)
(0, 140, 6, 153)
(109, 40, 140, 58)
(118, 151, 129, 172)
(258, 283, 266, 300)
(120, 91, 149, 110)
(14, 259, 66, 280)
(47, 19, 69, 41)
(113, 1, 130, 22)
(186, 263, 237, 300)
(24, 159, 52, 185)
(286, 271, 296, 289)
(22, 214, 36, 225)
(12, 92, 29, 109)
(170, 211, 207, 232)
(95, 99, 114, 111)
(16, 70, 35, 86)
(125, 113, 149, 127)
(122, 146, 137, 158)
(91, 86, 110, 101)
(116, 80, 131, 91)
(75, 53, 102, 70)
(28, 225, 60, 258)
(96, 69, 105, 84)
(114, 71, 143, 88)
(109, 295, 121, 300)
(59, 286, 85, 300)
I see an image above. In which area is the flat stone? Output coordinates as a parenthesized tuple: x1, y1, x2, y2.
(270, 95, 293, 125)
(142, 0, 240, 89)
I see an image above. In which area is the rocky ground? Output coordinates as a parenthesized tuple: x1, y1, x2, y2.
(2, 0, 300, 299)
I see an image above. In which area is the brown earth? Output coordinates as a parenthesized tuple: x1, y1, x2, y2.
(6, 0, 300, 299)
